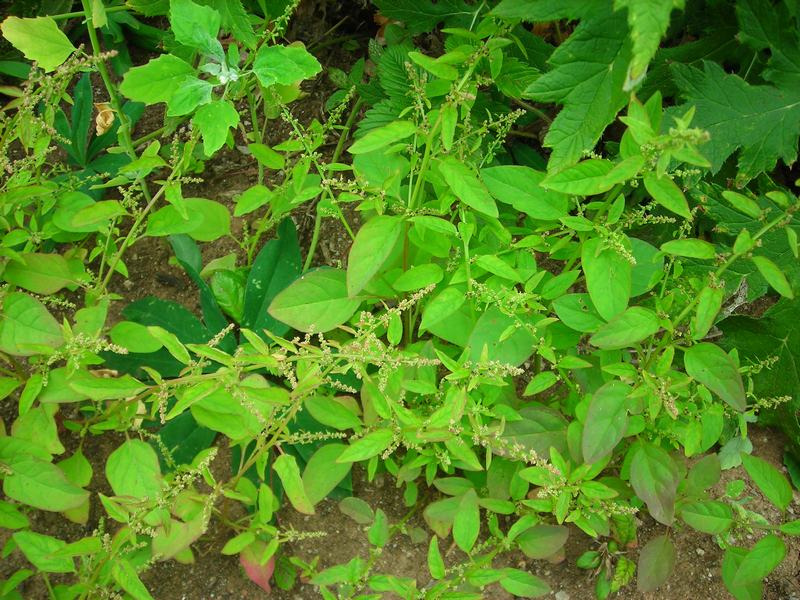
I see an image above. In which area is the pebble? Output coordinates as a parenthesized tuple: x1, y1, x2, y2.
(555, 592, 570, 600)
(696, 548, 705, 556)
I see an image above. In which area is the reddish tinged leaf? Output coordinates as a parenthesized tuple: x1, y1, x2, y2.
(240, 544, 275, 594)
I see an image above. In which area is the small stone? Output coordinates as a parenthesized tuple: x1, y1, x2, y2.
(555, 591, 570, 600)
(696, 548, 705, 556)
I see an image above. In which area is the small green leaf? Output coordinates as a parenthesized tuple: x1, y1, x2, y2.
(499, 569, 550, 597)
(221, 531, 256, 555)
(581, 237, 632, 320)
(684, 343, 746, 412)
(119, 54, 194, 106)
(439, 158, 498, 217)
(740, 454, 793, 511)
(170, 0, 222, 58)
(731, 535, 786, 587)
(1, 17, 76, 72)
(452, 489, 480, 553)
(253, 44, 322, 87)
(542, 159, 617, 195)
(427, 535, 445, 579)
(3, 456, 88, 512)
(337, 429, 394, 463)
(691, 286, 724, 340)
(105, 439, 162, 499)
(589, 307, 660, 349)
(302, 443, 351, 505)
(192, 99, 239, 156)
(12, 531, 73, 573)
(111, 559, 154, 600)
(752, 256, 794, 298)
(643, 174, 691, 219)
(637, 535, 675, 592)
(660, 239, 716, 259)
(273, 454, 314, 515)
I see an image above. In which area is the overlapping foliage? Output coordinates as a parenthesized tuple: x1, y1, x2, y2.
(0, 0, 798, 598)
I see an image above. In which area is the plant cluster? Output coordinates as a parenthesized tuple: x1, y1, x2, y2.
(0, 0, 799, 598)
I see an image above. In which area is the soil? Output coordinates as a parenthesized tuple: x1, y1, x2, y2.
(1, 2, 799, 600)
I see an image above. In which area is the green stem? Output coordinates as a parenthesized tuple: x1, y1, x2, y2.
(50, 4, 128, 20)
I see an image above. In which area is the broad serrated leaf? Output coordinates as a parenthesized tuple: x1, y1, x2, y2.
(524, 10, 630, 169)
(192, 99, 239, 156)
(373, 0, 475, 34)
(1, 17, 76, 72)
(672, 61, 800, 180)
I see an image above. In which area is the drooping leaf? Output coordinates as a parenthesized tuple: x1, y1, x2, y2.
(4, 253, 80, 294)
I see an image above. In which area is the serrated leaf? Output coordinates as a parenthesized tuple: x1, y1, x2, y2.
(372, 0, 475, 34)
(119, 54, 194, 106)
(672, 61, 800, 180)
(525, 10, 630, 169)
(253, 44, 322, 87)
(192, 99, 239, 156)
(1, 17, 76, 72)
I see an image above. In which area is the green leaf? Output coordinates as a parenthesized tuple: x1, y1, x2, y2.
(119, 54, 195, 106)
(740, 454, 793, 511)
(106, 439, 163, 499)
(339, 497, 374, 524)
(420, 286, 466, 331)
(302, 443, 351, 505)
(452, 489, 480, 553)
(481, 166, 569, 221)
(731, 535, 786, 587)
(427, 536, 445, 579)
(615, 0, 684, 87)
(221, 531, 255, 556)
(392, 263, 443, 292)
(542, 158, 643, 195)
(722, 547, 763, 600)
(672, 61, 800, 180)
(253, 44, 322, 87)
(439, 158, 498, 217)
(112, 559, 154, 600)
(475, 255, 522, 282)
(515, 525, 569, 559)
(3, 456, 88, 512)
(581, 237, 632, 320)
(192, 99, 239, 156)
(170, 0, 223, 58)
(347, 215, 404, 296)
(199, 0, 255, 48)
(499, 569, 550, 597)
(110, 321, 163, 353)
(372, 0, 474, 34)
(4, 253, 78, 294)
(636, 534, 675, 592)
(552, 293, 604, 333)
(146, 197, 230, 241)
(273, 454, 315, 514)
(268, 268, 361, 333)
(0, 499, 29, 529)
(247, 143, 285, 169)
(684, 343, 746, 412)
(1, 17, 76, 72)
(66, 370, 146, 401)
(680, 501, 734, 534)
(629, 443, 679, 525)
(642, 173, 691, 219)
(589, 307, 660, 349)
(582, 381, 630, 463)
(660, 238, 716, 259)
(349, 121, 417, 154)
(0, 292, 63, 356)
(467, 306, 537, 367)
(165, 77, 213, 117)
(492, 0, 594, 20)
(337, 429, 394, 463)
(12, 532, 73, 573)
(525, 10, 630, 169)
(409, 51, 458, 80)
(691, 286, 724, 340)
(751, 256, 794, 298)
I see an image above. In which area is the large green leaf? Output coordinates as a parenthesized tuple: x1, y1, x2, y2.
(146, 197, 230, 241)
(347, 215, 404, 297)
(372, 0, 475, 34)
(253, 44, 322, 87)
(629, 443, 679, 525)
(170, 0, 223, 59)
(439, 158, 498, 217)
(480, 166, 569, 221)
(192, 99, 240, 156)
(3, 456, 88, 512)
(0, 293, 63, 356)
(582, 381, 630, 463)
(524, 8, 630, 169)
(1, 16, 76, 72)
(119, 54, 195, 107)
(636, 534, 675, 592)
(672, 61, 800, 180)
(105, 439, 163, 499)
(684, 343, 746, 412)
(581, 237, 632, 320)
(589, 307, 660, 349)
(4, 253, 79, 294)
(268, 268, 361, 333)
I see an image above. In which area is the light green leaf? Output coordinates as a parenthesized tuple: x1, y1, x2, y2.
(146, 197, 230, 241)
(105, 439, 162, 499)
(589, 307, 660, 349)
(3, 456, 88, 512)
(347, 215, 403, 296)
(475, 255, 522, 282)
(582, 381, 630, 463)
(392, 264, 443, 292)
(740, 453, 793, 511)
(542, 158, 643, 195)
(253, 44, 322, 87)
(643, 173, 691, 218)
(684, 343, 746, 412)
(4, 253, 78, 294)
(302, 443, 351, 505)
(0, 292, 63, 356)
(661, 238, 716, 259)
(273, 453, 315, 514)
(165, 77, 213, 117)
(524, 11, 630, 169)
(119, 54, 194, 106)
(192, 99, 239, 156)
(112, 559, 154, 600)
(268, 268, 361, 333)
(420, 286, 465, 331)
(481, 165, 569, 221)
(12, 531, 73, 573)
(337, 428, 394, 463)
(499, 569, 550, 597)
(349, 121, 417, 154)
(731, 535, 786, 587)
(581, 237, 632, 320)
(427, 536, 445, 579)
(1, 17, 76, 72)
(752, 255, 794, 298)
(439, 158, 498, 217)
(680, 501, 734, 534)
(452, 489, 480, 553)
(169, 0, 222, 58)
(691, 286, 724, 340)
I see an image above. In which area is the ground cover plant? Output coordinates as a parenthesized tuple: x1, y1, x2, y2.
(0, 0, 799, 598)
